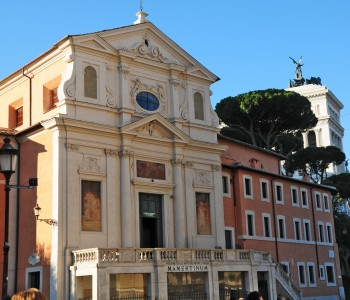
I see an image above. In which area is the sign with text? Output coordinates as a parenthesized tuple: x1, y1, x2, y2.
(167, 264, 209, 272)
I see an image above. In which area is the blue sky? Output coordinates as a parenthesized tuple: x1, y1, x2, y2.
(0, 1, 349, 160)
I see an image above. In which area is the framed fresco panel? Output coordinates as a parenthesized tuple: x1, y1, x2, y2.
(136, 160, 166, 180)
(196, 192, 211, 235)
(81, 180, 101, 231)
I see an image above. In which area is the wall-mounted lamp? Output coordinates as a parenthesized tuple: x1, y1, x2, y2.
(33, 204, 58, 226)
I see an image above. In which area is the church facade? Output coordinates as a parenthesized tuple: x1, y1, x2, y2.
(0, 12, 279, 300)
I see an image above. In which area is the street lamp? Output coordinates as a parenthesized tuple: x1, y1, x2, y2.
(33, 204, 57, 226)
(0, 137, 18, 300)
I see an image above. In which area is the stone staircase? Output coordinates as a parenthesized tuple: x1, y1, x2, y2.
(274, 260, 302, 299)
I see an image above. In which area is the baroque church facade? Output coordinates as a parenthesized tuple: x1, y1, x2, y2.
(0, 10, 346, 300)
(0, 11, 278, 300)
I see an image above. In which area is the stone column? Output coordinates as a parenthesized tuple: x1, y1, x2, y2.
(171, 158, 186, 248)
(69, 266, 77, 300)
(212, 165, 225, 248)
(105, 149, 119, 247)
(302, 132, 308, 147)
(315, 128, 322, 147)
(119, 149, 134, 248)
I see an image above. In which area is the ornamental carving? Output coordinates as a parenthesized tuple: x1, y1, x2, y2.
(130, 79, 167, 114)
(106, 85, 116, 107)
(118, 150, 134, 157)
(62, 60, 76, 100)
(105, 149, 118, 157)
(78, 156, 104, 174)
(184, 161, 193, 168)
(169, 79, 185, 89)
(65, 83, 76, 98)
(210, 107, 220, 127)
(170, 159, 184, 166)
(65, 143, 79, 151)
(212, 165, 221, 172)
(133, 35, 168, 63)
(28, 252, 40, 266)
(193, 171, 211, 187)
(118, 66, 130, 80)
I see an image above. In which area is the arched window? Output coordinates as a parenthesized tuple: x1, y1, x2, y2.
(136, 92, 159, 111)
(308, 131, 317, 147)
(194, 92, 204, 120)
(84, 66, 97, 99)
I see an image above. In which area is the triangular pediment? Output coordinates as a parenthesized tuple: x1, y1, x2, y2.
(73, 34, 117, 55)
(71, 23, 219, 82)
(121, 114, 191, 143)
(187, 66, 217, 81)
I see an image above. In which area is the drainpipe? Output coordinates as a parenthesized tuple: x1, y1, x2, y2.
(231, 169, 240, 248)
(309, 188, 321, 276)
(270, 177, 279, 262)
(13, 138, 21, 293)
(22, 69, 33, 126)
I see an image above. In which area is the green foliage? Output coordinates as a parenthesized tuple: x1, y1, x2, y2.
(215, 89, 317, 154)
(287, 146, 346, 183)
(325, 173, 350, 199)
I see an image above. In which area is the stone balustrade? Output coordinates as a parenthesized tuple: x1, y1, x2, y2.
(73, 248, 271, 266)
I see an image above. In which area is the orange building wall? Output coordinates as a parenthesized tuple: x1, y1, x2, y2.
(15, 130, 53, 295)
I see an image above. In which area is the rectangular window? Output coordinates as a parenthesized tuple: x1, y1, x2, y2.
(25, 266, 43, 291)
(246, 212, 255, 236)
(222, 176, 229, 195)
(307, 263, 316, 287)
(50, 87, 59, 108)
(304, 220, 311, 241)
(16, 106, 23, 127)
(291, 187, 298, 206)
(326, 224, 333, 243)
(225, 229, 233, 249)
(243, 176, 253, 199)
(196, 193, 211, 235)
(298, 263, 306, 287)
(280, 262, 290, 276)
(323, 194, 330, 212)
(275, 183, 284, 204)
(277, 216, 286, 239)
(325, 264, 336, 286)
(301, 189, 308, 208)
(28, 271, 40, 290)
(263, 214, 271, 238)
(318, 222, 325, 242)
(43, 76, 61, 112)
(81, 180, 101, 232)
(315, 192, 322, 210)
(294, 219, 302, 240)
(260, 179, 269, 201)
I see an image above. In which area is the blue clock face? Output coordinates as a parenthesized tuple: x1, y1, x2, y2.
(136, 92, 159, 111)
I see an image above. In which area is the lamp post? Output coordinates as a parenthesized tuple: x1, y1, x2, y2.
(0, 137, 18, 300)
(33, 204, 58, 226)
